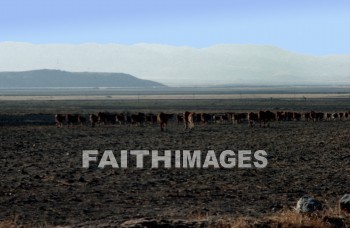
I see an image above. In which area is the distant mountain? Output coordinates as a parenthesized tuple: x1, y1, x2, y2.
(0, 42, 349, 86)
(0, 69, 165, 88)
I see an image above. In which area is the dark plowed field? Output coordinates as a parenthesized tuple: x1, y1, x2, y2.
(1, 119, 349, 226)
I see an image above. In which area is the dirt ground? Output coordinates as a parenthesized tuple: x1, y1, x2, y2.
(1, 112, 349, 226)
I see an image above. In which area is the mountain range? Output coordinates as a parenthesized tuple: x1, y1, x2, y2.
(0, 42, 349, 86)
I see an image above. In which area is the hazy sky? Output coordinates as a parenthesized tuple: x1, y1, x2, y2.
(0, 0, 349, 55)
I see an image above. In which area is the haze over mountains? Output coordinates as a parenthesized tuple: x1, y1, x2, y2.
(0, 42, 349, 86)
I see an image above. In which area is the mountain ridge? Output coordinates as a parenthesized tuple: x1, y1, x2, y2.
(0, 69, 165, 88)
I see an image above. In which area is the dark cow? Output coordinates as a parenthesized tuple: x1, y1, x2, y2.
(315, 112, 324, 121)
(98, 112, 116, 125)
(176, 114, 183, 125)
(332, 113, 339, 120)
(146, 113, 157, 125)
(232, 113, 247, 124)
(200, 113, 212, 125)
(248, 112, 258, 127)
(284, 112, 293, 121)
(115, 113, 125, 125)
(78, 115, 87, 126)
(157, 112, 173, 131)
(195, 113, 201, 124)
(55, 114, 65, 128)
(276, 111, 284, 122)
(304, 112, 311, 121)
(212, 114, 221, 123)
(258, 110, 275, 127)
(89, 114, 98, 127)
(66, 114, 79, 127)
(292, 112, 302, 121)
(130, 112, 146, 126)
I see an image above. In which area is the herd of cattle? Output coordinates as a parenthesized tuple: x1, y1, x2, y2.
(55, 110, 350, 131)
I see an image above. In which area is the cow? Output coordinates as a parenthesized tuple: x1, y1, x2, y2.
(66, 114, 79, 127)
(292, 112, 302, 121)
(130, 112, 146, 126)
(188, 112, 196, 129)
(176, 114, 183, 125)
(55, 114, 65, 128)
(115, 113, 125, 125)
(212, 114, 222, 123)
(183, 111, 195, 129)
(212, 113, 228, 124)
(304, 112, 311, 121)
(98, 112, 116, 125)
(157, 112, 173, 131)
(276, 111, 284, 122)
(332, 113, 339, 120)
(183, 111, 190, 129)
(200, 113, 212, 125)
(124, 114, 132, 125)
(220, 114, 229, 123)
(232, 113, 247, 125)
(195, 113, 201, 124)
(258, 110, 275, 127)
(248, 112, 258, 127)
(77, 115, 87, 126)
(315, 112, 324, 121)
(89, 114, 98, 127)
(146, 113, 157, 125)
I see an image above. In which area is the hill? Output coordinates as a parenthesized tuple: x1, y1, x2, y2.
(0, 69, 165, 88)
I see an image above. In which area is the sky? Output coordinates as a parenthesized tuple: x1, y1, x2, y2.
(0, 0, 349, 55)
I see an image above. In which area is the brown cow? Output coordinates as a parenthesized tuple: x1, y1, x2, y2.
(55, 114, 65, 128)
(146, 113, 157, 125)
(157, 112, 173, 131)
(183, 111, 196, 129)
(188, 112, 195, 129)
(183, 111, 190, 129)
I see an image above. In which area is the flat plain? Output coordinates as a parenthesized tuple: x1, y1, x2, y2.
(0, 93, 349, 227)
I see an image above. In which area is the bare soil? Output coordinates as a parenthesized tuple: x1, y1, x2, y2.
(1, 115, 349, 226)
